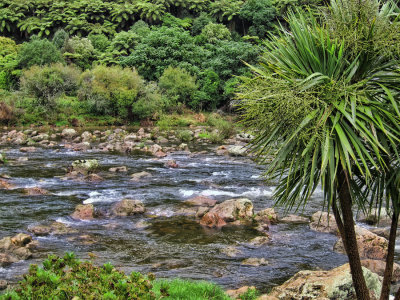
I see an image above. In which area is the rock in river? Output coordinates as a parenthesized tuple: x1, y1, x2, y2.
(71, 204, 95, 220)
(111, 199, 146, 216)
(0, 233, 38, 267)
(309, 211, 338, 235)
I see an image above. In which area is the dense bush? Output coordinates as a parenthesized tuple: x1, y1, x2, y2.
(159, 66, 198, 106)
(131, 82, 167, 120)
(78, 65, 143, 119)
(239, 0, 276, 37)
(0, 37, 19, 90)
(63, 36, 95, 70)
(0, 252, 155, 299)
(20, 63, 81, 108)
(200, 23, 232, 43)
(17, 38, 64, 69)
(52, 29, 69, 50)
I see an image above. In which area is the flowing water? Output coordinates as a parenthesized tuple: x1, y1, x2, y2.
(0, 143, 352, 292)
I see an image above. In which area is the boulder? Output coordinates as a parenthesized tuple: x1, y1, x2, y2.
(370, 227, 390, 239)
(131, 171, 152, 182)
(62, 128, 77, 139)
(23, 187, 49, 196)
(84, 174, 104, 182)
(71, 159, 99, 175)
(20, 146, 36, 153)
(241, 257, 268, 266)
(0, 233, 38, 265)
(71, 204, 95, 220)
(109, 166, 128, 173)
(361, 259, 400, 282)
(11, 233, 32, 247)
(228, 145, 247, 157)
(248, 236, 270, 246)
(165, 160, 179, 168)
(334, 226, 388, 260)
(310, 211, 338, 234)
(49, 222, 78, 235)
(221, 246, 242, 258)
(111, 199, 145, 216)
(255, 208, 278, 225)
(81, 131, 93, 142)
(0, 253, 17, 267)
(184, 196, 217, 207)
(200, 198, 254, 228)
(226, 286, 256, 299)
(266, 263, 381, 300)
(28, 225, 52, 236)
(280, 214, 310, 224)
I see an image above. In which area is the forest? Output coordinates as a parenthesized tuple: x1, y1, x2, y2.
(0, 0, 322, 126)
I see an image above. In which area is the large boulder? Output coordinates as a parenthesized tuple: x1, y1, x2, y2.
(62, 128, 77, 139)
(361, 259, 400, 282)
(310, 211, 338, 234)
(228, 145, 247, 157)
(200, 198, 253, 228)
(111, 199, 145, 216)
(71, 204, 95, 220)
(71, 159, 99, 175)
(255, 208, 278, 225)
(0, 233, 38, 266)
(265, 264, 382, 300)
(334, 226, 388, 260)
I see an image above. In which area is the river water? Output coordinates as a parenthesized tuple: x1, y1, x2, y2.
(0, 143, 350, 292)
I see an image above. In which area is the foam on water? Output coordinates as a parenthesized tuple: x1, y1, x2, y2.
(83, 190, 123, 204)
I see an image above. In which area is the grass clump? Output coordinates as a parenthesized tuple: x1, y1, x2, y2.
(152, 279, 231, 300)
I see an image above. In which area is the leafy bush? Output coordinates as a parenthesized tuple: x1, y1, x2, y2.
(151, 279, 230, 300)
(159, 66, 198, 105)
(20, 63, 81, 108)
(177, 130, 193, 142)
(0, 37, 18, 56)
(193, 69, 222, 110)
(207, 113, 235, 139)
(78, 65, 143, 119)
(18, 38, 64, 69)
(239, 0, 276, 37)
(52, 29, 69, 49)
(0, 37, 20, 90)
(191, 13, 214, 36)
(200, 23, 231, 43)
(63, 36, 95, 69)
(88, 33, 110, 52)
(131, 82, 167, 120)
(0, 252, 155, 300)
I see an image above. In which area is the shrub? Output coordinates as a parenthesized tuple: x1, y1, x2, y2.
(63, 36, 95, 70)
(78, 65, 143, 119)
(18, 38, 64, 69)
(191, 13, 214, 36)
(200, 23, 231, 43)
(131, 82, 167, 120)
(0, 37, 20, 90)
(52, 29, 69, 49)
(0, 252, 155, 299)
(207, 114, 235, 139)
(0, 37, 18, 56)
(20, 63, 81, 108)
(159, 66, 198, 105)
(177, 129, 193, 142)
(192, 69, 222, 110)
(239, 0, 275, 37)
(88, 33, 110, 52)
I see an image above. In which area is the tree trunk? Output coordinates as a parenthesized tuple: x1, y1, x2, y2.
(380, 210, 399, 300)
(337, 169, 371, 300)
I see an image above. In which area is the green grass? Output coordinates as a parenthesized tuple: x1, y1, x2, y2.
(152, 279, 231, 300)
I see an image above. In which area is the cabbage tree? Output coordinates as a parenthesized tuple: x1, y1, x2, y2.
(237, 1, 400, 299)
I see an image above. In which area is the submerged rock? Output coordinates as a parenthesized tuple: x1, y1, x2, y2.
(334, 226, 388, 260)
(241, 257, 268, 266)
(200, 198, 254, 228)
(165, 160, 179, 168)
(265, 263, 381, 300)
(71, 204, 95, 220)
(248, 236, 270, 247)
(0, 179, 15, 189)
(20, 146, 36, 153)
(111, 199, 145, 216)
(221, 246, 242, 258)
(109, 166, 128, 173)
(23, 187, 49, 196)
(310, 211, 338, 234)
(28, 225, 52, 236)
(131, 171, 152, 182)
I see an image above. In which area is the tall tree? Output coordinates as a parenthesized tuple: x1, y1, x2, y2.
(237, 1, 400, 299)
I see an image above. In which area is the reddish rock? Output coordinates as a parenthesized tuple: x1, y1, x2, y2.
(200, 212, 227, 228)
(71, 204, 95, 220)
(361, 259, 400, 282)
(334, 226, 388, 260)
(154, 151, 167, 158)
(165, 160, 179, 168)
(111, 199, 145, 216)
(23, 187, 49, 196)
(184, 196, 217, 207)
(0, 179, 15, 189)
(20, 147, 36, 153)
(28, 225, 52, 236)
(84, 174, 104, 182)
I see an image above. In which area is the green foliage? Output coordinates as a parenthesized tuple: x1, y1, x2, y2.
(239, 0, 275, 37)
(20, 63, 81, 108)
(63, 36, 95, 70)
(52, 29, 69, 49)
(210, 0, 244, 23)
(200, 23, 231, 43)
(78, 65, 143, 119)
(88, 33, 110, 52)
(0, 252, 155, 300)
(131, 82, 167, 120)
(18, 38, 63, 69)
(177, 129, 193, 142)
(0, 36, 18, 56)
(159, 66, 198, 105)
(193, 69, 221, 110)
(238, 288, 260, 300)
(162, 13, 193, 29)
(191, 13, 214, 35)
(151, 279, 230, 300)
(0, 38, 19, 90)
(207, 114, 234, 138)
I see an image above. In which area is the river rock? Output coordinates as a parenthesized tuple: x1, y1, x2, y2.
(184, 196, 217, 207)
(255, 208, 278, 225)
(111, 199, 145, 216)
(28, 225, 52, 236)
(81, 131, 93, 142)
(221, 246, 242, 257)
(0, 233, 38, 265)
(241, 257, 268, 266)
(249, 236, 270, 246)
(358, 208, 392, 227)
(131, 171, 152, 181)
(84, 173, 104, 182)
(200, 198, 254, 228)
(265, 263, 381, 300)
(0, 253, 17, 267)
(0, 279, 7, 290)
(226, 286, 256, 299)
(73, 142, 91, 151)
(280, 214, 310, 224)
(228, 145, 247, 156)
(370, 227, 390, 239)
(0, 179, 15, 189)
(109, 166, 128, 173)
(361, 259, 400, 282)
(71, 159, 99, 174)
(165, 160, 179, 168)
(62, 128, 77, 139)
(333, 226, 388, 260)
(310, 211, 338, 234)
(49, 222, 78, 235)
(20, 146, 36, 153)
(71, 204, 95, 220)
(23, 187, 49, 195)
